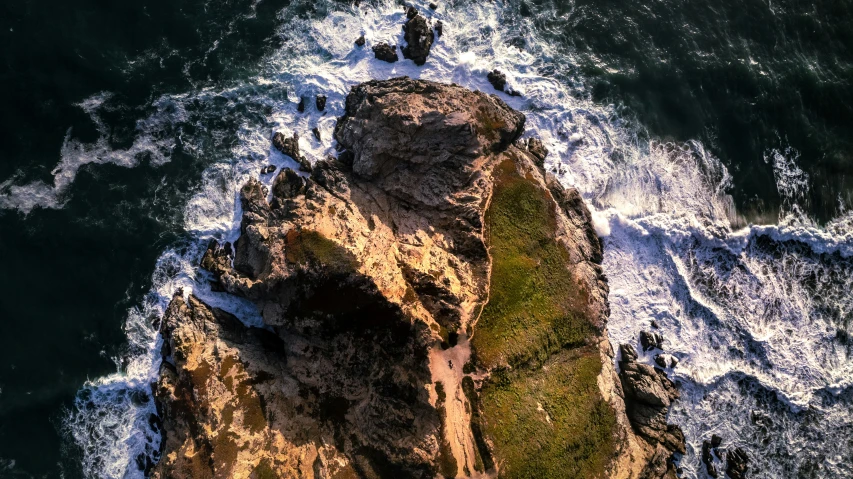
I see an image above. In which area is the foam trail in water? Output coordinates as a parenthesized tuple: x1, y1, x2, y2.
(64, 0, 853, 477)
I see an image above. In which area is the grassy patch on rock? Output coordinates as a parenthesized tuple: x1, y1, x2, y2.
(285, 229, 359, 273)
(470, 159, 617, 477)
(473, 159, 594, 369)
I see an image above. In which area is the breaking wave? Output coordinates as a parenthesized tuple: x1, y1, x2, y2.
(54, 0, 853, 477)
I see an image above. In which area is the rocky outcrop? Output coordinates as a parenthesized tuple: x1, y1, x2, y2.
(272, 131, 312, 172)
(402, 9, 434, 66)
(372, 42, 398, 63)
(487, 69, 521, 96)
(618, 344, 686, 478)
(154, 77, 684, 479)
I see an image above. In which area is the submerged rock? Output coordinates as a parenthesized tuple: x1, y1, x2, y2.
(154, 77, 683, 479)
(372, 42, 399, 62)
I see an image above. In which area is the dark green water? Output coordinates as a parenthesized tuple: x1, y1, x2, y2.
(0, 0, 851, 477)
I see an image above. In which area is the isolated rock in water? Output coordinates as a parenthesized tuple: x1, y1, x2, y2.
(712, 434, 723, 448)
(316, 94, 327, 111)
(261, 164, 276, 174)
(435, 20, 443, 37)
(487, 69, 508, 91)
(429, 2, 438, 9)
(297, 97, 305, 113)
(702, 440, 720, 478)
(402, 13, 434, 66)
(355, 35, 366, 47)
(312, 127, 321, 141)
(640, 330, 664, 351)
(156, 77, 682, 479)
(726, 447, 749, 479)
(372, 42, 399, 62)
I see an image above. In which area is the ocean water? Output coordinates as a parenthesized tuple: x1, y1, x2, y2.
(0, 0, 851, 477)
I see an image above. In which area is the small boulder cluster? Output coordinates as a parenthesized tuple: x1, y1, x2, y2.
(487, 69, 522, 97)
(702, 434, 750, 479)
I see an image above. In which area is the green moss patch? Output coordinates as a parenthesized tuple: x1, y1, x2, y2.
(480, 348, 617, 478)
(473, 160, 594, 369)
(469, 159, 617, 477)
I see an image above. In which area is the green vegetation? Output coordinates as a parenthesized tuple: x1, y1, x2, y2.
(469, 160, 617, 478)
(285, 229, 359, 273)
(473, 160, 594, 369)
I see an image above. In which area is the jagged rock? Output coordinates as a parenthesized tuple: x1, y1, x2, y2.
(527, 137, 548, 165)
(702, 440, 719, 478)
(272, 131, 300, 159)
(312, 127, 321, 142)
(435, 20, 443, 37)
(726, 448, 749, 479)
(619, 342, 686, 477)
(158, 78, 681, 479)
(402, 13, 434, 66)
(712, 434, 723, 448)
(261, 165, 276, 174)
(372, 42, 398, 62)
(487, 69, 508, 91)
(640, 330, 664, 351)
(316, 94, 327, 111)
(654, 353, 678, 369)
(355, 35, 366, 47)
(297, 97, 305, 112)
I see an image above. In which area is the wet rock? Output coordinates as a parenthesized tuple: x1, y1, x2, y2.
(712, 434, 723, 448)
(434, 20, 443, 37)
(372, 42, 399, 63)
(651, 319, 660, 329)
(654, 353, 678, 369)
(273, 132, 302, 161)
(620, 343, 639, 362)
(312, 127, 321, 142)
(702, 440, 719, 478)
(355, 35, 366, 47)
(261, 165, 276, 174)
(316, 95, 327, 112)
(297, 97, 306, 113)
(640, 330, 664, 351)
(406, 5, 418, 18)
(487, 69, 508, 92)
(726, 448, 749, 479)
(526, 137, 548, 165)
(429, 2, 438, 9)
(402, 13, 434, 66)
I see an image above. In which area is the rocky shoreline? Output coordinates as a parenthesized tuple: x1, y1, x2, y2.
(151, 77, 687, 478)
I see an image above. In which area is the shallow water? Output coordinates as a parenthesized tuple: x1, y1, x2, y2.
(0, 0, 851, 477)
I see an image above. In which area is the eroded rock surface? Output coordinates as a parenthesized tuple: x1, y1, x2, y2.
(154, 77, 684, 479)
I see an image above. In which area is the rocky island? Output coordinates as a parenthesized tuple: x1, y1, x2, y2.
(152, 78, 685, 478)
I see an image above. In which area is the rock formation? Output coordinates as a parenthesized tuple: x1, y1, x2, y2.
(372, 43, 398, 63)
(402, 8, 434, 66)
(153, 77, 684, 479)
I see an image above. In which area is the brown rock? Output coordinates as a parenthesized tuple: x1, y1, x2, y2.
(402, 13, 434, 66)
(372, 42, 398, 63)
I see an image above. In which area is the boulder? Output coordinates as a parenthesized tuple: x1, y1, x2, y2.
(316, 94, 327, 111)
(435, 20, 443, 37)
(261, 165, 276, 175)
(312, 127, 321, 142)
(355, 35, 366, 47)
(372, 42, 399, 62)
(297, 97, 305, 113)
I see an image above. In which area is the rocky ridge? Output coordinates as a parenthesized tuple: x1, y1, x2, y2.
(152, 77, 685, 478)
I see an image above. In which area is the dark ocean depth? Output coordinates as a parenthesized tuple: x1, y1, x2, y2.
(0, 0, 851, 477)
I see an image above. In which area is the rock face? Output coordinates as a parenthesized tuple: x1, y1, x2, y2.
(153, 77, 684, 479)
(402, 10, 434, 66)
